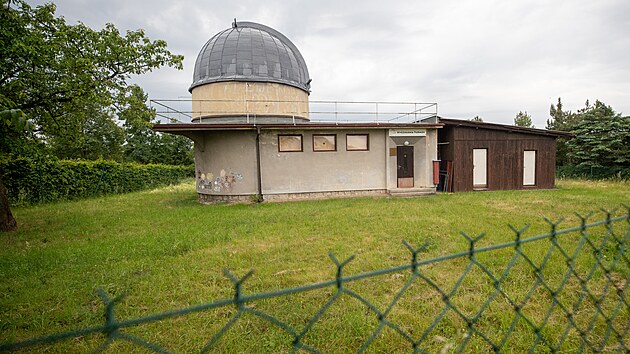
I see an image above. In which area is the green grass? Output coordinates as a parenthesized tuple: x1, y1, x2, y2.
(0, 179, 628, 352)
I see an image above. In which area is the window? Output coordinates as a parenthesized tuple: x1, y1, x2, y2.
(346, 134, 369, 151)
(313, 134, 336, 152)
(278, 135, 303, 152)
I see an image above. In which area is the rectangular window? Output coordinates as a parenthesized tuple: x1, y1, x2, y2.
(278, 135, 303, 152)
(313, 134, 336, 152)
(346, 134, 369, 151)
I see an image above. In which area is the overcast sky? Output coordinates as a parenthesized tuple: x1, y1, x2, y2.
(29, 0, 630, 127)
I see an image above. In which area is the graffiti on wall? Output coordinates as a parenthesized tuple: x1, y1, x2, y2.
(198, 169, 243, 193)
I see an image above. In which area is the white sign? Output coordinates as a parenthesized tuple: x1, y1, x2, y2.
(389, 129, 426, 137)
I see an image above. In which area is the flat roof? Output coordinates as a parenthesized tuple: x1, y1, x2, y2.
(153, 122, 443, 133)
(437, 117, 573, 138)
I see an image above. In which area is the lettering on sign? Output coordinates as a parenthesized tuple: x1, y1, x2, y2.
(389, 129, 427, 137)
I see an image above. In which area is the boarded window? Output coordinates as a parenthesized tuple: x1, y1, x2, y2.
(313, 135, 336, 152)
(278, 135, 303, 152)
(346, 134, 369, 151)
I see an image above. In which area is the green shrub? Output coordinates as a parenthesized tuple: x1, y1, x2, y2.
(556, 165, 630, 180)
(0, 157, 194, 205)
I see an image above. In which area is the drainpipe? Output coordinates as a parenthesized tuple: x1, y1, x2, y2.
(255, 126, 263, 202)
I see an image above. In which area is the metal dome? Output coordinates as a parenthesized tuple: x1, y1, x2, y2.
(190, 21, 311, 93)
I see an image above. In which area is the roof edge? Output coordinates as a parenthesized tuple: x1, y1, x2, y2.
(154, 122, 443, 132)
(438, 117, 573, 137)
(188, 76, 311, 94)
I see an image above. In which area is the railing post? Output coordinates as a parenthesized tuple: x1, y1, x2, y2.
(414, 103, 417, 122)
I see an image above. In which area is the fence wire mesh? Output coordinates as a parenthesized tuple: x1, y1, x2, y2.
(1, 208, 628, 353)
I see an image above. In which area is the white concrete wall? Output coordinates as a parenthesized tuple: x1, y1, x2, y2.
(386, 129, 439, 189)
(195, 131, 258, 195)
(260, 129, 387, 194)
(194, 127, 439, 198)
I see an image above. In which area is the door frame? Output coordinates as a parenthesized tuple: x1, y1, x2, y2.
(523, 150, 537, 186)
(472, 148, 487, 189)
(397, 146, 414, 188)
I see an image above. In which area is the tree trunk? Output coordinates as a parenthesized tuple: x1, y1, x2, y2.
(0, 172, 17, 232)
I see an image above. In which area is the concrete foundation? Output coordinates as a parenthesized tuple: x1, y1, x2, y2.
(198, 188, 389, 204)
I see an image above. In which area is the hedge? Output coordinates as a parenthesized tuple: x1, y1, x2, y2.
(556, 165, 630, 180)
(0, 157, 194, 205)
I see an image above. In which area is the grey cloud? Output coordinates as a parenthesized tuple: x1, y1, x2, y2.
(25, 0, 630, 124)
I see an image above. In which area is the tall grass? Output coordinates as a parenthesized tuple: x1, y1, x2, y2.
(0, 179, 628, 352)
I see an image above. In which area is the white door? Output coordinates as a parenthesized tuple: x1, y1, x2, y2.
(523, 150, 536, 186)
(473, 149, 487, 188)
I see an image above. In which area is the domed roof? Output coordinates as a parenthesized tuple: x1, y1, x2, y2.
(190, 21, 311, 93)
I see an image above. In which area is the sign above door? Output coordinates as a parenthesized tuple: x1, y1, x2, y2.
(389, 129, 426, 137)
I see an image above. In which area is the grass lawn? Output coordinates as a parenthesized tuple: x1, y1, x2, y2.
(0, 179, 628, 352)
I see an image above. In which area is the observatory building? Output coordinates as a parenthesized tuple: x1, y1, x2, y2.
(189, 21, 311, 124)
(154, 21, 568, 201)
(154, 21, 443, 202)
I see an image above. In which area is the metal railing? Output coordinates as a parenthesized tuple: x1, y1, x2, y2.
(150, 99, 438, 125)
(1, 208, 628, 353)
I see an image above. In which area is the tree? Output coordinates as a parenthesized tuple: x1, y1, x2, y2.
(0, 106, 37, 156)
(546, 97, 578, 131)
(0, 0, 183, 155)
(0, 108, 33, 232)
(514, 111, 534, 128)
(0, 172, 16, 232)
(566, 100, 630, 167)
(120, 85, 193, 165)
(470, 115, 483, 122)
(0, 0, 184, 231)
(546, 97, 580, 165)
(120, 86, 157, 164)
(47, 101, 125, 161)
(154, 133, 194, 166)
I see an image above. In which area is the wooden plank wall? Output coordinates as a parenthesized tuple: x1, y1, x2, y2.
(439, 126, 557, 192)
(437, 127, 455, 191)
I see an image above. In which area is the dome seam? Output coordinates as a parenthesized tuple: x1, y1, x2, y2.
(255, 28, 267, 78)
(273, 35, 292, 82)
(203, 28, 226, 80)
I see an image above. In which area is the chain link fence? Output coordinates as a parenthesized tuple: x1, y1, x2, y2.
(556, 165, 630, 180)
(1, 208, 628, 353)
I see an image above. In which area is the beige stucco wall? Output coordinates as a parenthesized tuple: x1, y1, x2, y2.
(191, 82, 309, 120)
(195, 131, 258, 195)
(259, 129, 387, 194)
(194, 127, 439, 199)
(386, 129, 439, 189)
